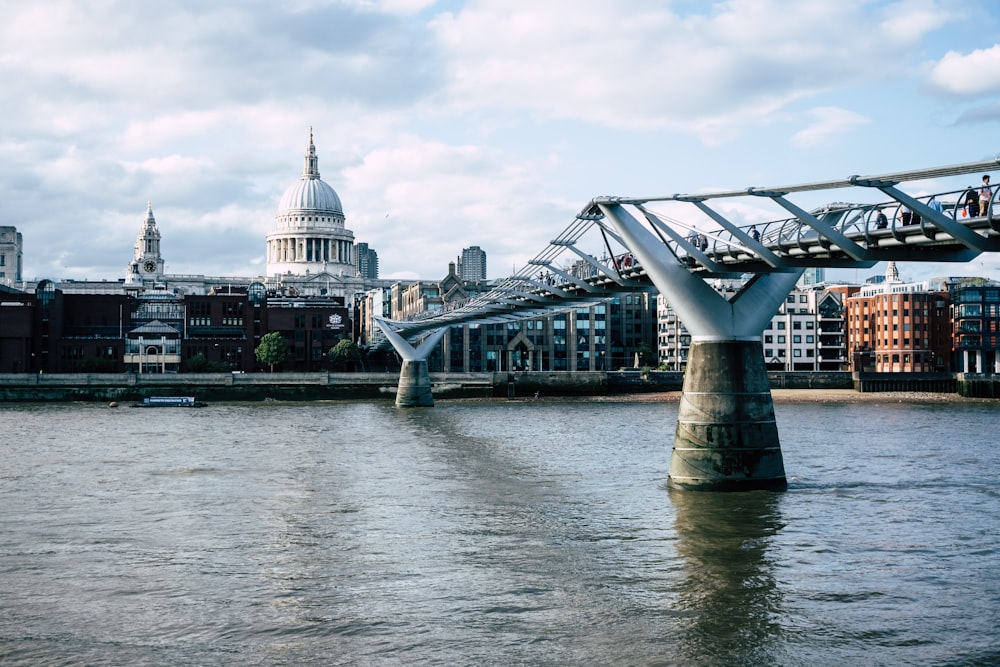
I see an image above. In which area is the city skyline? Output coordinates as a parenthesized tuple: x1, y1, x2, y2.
(2, 1, 999, 285)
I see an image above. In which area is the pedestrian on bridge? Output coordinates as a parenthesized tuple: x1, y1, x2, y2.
(964, 186, 980, 218)
(980, 175, 992, 218)
(875, 209, 888, 228)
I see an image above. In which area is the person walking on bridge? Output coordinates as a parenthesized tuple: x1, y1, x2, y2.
(964, 185, 980, 218)
(980, 175, 992, 218)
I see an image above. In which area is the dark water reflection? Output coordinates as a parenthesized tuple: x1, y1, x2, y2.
(671, 490, 784, 667)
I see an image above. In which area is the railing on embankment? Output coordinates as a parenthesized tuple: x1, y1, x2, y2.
(0, 370, 994, 402)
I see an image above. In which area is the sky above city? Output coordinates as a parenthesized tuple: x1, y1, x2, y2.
(2, 0, 999, 286)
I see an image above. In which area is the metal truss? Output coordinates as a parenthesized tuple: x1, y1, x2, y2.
(377, 156, 1000, 344)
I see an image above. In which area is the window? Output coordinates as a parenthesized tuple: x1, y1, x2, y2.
(806, 335, 814, 343)
(793, 335, 801, 343)
(777, 322, 786, 330)
(777, 335, 785, 343)
(764, 335, 773, 343)
(793, 349, 802, 357)
(799, 294, 807, 303)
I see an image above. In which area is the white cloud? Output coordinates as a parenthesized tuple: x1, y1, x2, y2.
(342, 137, 575, 279)
(790, 107, 871, 148)
(428, 0, 951, 140)
(925, 44, 1000, 96)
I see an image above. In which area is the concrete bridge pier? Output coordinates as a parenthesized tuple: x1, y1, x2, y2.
(374, 319, 448, 407)
(672, 338, 786, 491)
(598, 202, 803, 491)
(396, 359, 435, 407)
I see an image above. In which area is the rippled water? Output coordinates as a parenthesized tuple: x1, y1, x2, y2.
(1, 397, 998, 666)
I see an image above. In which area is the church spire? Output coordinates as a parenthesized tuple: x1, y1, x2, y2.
(886, 261, 900, 283)
(302, 127, 320, 180)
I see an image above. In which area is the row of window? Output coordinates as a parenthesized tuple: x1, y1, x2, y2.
(766, 320, 815, 330)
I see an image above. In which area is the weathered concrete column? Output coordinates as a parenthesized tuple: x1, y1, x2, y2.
(671, 340, 785, 491)
(396, 359, 434, 407)
(374, 319, 448, 408)
(599, 202, 801, 491)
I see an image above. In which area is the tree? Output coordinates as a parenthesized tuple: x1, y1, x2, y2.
(255, 332, 289, 372)
(184, 352, 211, 372)
(635, 342, 654, 367)
(327, 338, 363, 371)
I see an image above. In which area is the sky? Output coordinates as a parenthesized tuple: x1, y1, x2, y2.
(2, 0, 999, 287)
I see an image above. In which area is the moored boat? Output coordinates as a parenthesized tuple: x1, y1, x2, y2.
(131, 396, 207, 408)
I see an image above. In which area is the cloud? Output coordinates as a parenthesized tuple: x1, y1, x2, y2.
(428, 0, 953, 140)
(790, 106, 871, 148)
(925, 44, 1000, 97)
(342, 137, 576, 279)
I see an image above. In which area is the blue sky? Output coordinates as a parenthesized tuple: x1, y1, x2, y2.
(2, 0, 999, 285)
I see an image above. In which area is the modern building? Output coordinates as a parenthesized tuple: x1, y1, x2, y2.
(457, 246, 487, 281)
(659, 281, 853, 372)
(946, 278, 1000, 373)
(355, 242, 379, 280)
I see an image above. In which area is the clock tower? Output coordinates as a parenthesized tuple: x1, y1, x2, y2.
(126, 202, 165, 285)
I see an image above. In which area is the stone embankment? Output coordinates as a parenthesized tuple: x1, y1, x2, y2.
(0, 370, 993, 402)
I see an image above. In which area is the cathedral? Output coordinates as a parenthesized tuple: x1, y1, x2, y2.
(112, 130, 390, 302)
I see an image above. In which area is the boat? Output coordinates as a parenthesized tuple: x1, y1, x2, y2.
(131, 396, 207, 408)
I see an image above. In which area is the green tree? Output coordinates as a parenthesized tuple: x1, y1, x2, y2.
(255, 332, 289, 372)
(327, 338, 363, 371)
(635, 342, 654, 367)
(184, 352, 211, 372)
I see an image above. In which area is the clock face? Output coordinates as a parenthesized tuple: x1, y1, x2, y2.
(143, 260, 157, 273)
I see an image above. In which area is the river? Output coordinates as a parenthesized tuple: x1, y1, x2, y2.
(1, 396, 998, 666)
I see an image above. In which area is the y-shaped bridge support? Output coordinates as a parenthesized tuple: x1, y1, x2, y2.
(599, 203, 803, 491)
(374, 319, 448, 407)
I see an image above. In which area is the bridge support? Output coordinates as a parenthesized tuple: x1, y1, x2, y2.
(396, 359, 435, 407)
(672, 339, 786, 491)
(374, 319, 448, 407)
(599, 203, 802, 491)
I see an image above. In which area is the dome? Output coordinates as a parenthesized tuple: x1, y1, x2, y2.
(278, 178, 343, 215)
(276, 129, 344, 216)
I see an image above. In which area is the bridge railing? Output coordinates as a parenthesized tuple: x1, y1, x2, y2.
(379, 158, 998, 338)
(651, 182, 999, 269)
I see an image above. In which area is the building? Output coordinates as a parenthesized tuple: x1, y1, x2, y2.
(457, 246, 487, 281)
(659, 281, 853, 372)
(846, 264, 951, 372)
(0, 226, 24, 285)
(800, 267, 825, 287)
(266, 129, 356, 279)
(355, 242, 379, 280)
(946, 278, 1000, 373)
(0, 131, 384, 373)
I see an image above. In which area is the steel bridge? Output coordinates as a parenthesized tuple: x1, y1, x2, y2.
(376, 156, 999, 491)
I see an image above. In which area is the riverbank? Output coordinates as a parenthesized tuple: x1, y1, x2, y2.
(561, 388, 994, 404)
(0, 371, 995, 403)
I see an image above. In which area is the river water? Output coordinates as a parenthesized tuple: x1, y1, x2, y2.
(1, 396, 998, 666)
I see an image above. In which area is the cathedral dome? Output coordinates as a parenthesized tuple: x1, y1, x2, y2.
(275, 129, 343, 216)
(278, 177, 343, 215)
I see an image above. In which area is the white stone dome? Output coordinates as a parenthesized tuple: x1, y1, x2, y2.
(278, 177, 343, 215)
(275, 129, 344, 217)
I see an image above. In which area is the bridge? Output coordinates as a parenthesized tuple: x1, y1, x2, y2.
(376, 156, 1000, 491)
